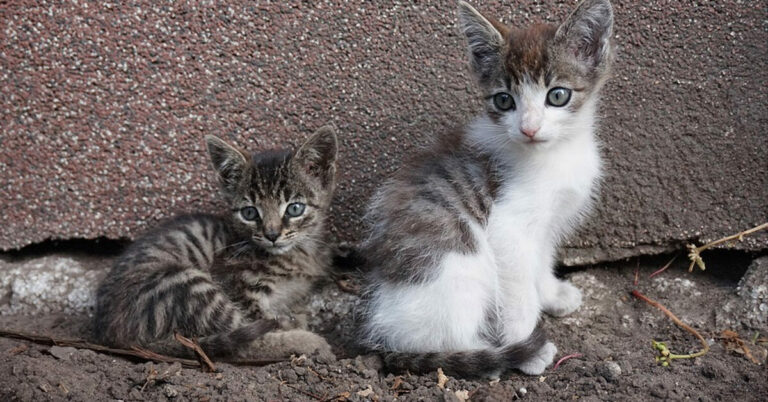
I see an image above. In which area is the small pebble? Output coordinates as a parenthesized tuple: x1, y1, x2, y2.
(48, 346, 77, 361)
(518, 387, 527, 396)
(162, 384, 178, 398)
(597, 361, 622, 382)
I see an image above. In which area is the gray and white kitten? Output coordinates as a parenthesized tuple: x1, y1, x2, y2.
(94, 126, 338, 359)
(360, 0, 613, 377)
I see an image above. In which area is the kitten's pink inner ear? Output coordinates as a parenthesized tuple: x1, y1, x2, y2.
(556, 0, 613, 67)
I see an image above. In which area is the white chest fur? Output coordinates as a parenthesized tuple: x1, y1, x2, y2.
(488, 134, 601, 250)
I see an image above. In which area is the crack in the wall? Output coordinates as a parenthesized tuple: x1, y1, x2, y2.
(1, 237, 127, 262)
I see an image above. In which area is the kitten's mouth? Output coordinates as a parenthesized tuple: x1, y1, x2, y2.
(525, 138, 547, 144)
(253, 237, 293, 254)
(266, 243, 292, 254)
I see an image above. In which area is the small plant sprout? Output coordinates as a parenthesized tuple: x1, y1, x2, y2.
(686, 222, 768, 272)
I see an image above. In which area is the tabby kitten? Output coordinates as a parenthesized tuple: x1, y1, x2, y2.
(94, 126, 338, 359)
(360, 0, 613, 377)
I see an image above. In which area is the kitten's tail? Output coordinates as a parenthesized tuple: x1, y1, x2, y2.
(379, 325, 548, 378)
(143, 320, 279, 358)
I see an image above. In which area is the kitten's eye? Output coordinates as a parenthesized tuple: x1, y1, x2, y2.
(492, 93, 515, 111)
(240, 206, 259, 221)
(546, 87, 572, 107)
(285, 202, 306, 217)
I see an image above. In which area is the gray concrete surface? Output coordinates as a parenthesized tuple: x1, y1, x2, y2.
(716, 256, 768, 331)
(0, 255, 105, 315)
(1, 1, 766, 261)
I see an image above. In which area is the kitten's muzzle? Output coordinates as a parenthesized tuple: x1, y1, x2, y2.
(264, 230, 280, 242)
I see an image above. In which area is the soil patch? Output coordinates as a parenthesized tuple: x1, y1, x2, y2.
(1, 255, 766, 401)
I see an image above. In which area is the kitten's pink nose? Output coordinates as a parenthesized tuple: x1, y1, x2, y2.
(521, 127, 539, 139)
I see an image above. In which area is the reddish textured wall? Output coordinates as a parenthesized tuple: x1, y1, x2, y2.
(1, 1, 766, 261)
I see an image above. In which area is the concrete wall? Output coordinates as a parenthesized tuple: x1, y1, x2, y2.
(1, 0, 766, 262)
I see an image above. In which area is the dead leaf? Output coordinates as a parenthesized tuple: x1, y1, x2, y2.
(455, 390, 470, 401)
(8, 344, 29, 355)
(719, 330, 760, 364)
(357, 385, 374, 398)
(391, 376, 402, 390)
(437, 367, 448, 390)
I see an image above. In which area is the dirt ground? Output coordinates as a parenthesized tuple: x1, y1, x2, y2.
(0, 251, 766, 401)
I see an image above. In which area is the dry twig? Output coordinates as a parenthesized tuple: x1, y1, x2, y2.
(648, 254, 679, 279)
(173, 332, 216, 372)
(0, 328, 283, 369)
(630, 290, 709, 365)
(633, 258, 640, 286)
(686, 222, 768, 272)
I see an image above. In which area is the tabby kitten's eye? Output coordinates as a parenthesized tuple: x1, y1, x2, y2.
(285, 202, 306, 217)
(240, 206, 259, 221)
(492, 93, 515, 111)
(546, 87, 572, 107)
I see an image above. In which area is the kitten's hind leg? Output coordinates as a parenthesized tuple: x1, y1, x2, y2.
(516, 341, 557, 375)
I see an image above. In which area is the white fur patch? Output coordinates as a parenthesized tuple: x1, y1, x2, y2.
(364, 227, 498, 352)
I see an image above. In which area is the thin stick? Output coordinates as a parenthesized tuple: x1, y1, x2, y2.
(633, 258, 640, 286)
(0, 328, 283, 368)
(687, 222, 768, 272)
(174, 331, 216, 372)
(649, 254, 679, 279)
(553, 353, 583, 370)
(630, 290, 709, 362)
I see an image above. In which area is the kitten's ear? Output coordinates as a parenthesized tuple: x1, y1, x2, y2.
(294, 125, 338, 187)
(555, 0, 614, 70)
(205, 135, 248, 189)
(458, 1, 507, 83)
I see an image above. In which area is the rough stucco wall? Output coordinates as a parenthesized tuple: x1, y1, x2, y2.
(1, 0, 766, 261)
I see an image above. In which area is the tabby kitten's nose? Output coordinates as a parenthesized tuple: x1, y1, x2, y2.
(264, 231, 280, 242)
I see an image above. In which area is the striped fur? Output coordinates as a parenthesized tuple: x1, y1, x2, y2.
(360, 1, 613, 377)
(94, 127, 338, 358)
(382, 324, 548, 378)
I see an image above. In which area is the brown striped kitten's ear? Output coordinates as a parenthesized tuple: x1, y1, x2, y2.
(294, 125, 338, 188)
(458, 1, 506, 83)
(555, 0, 614, 71)
(205, 135, 248, 190)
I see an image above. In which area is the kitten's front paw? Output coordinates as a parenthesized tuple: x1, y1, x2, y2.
(542, 281, 582, 317)
(517, 342, 557, 375)
(275, 313, 308, 330)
